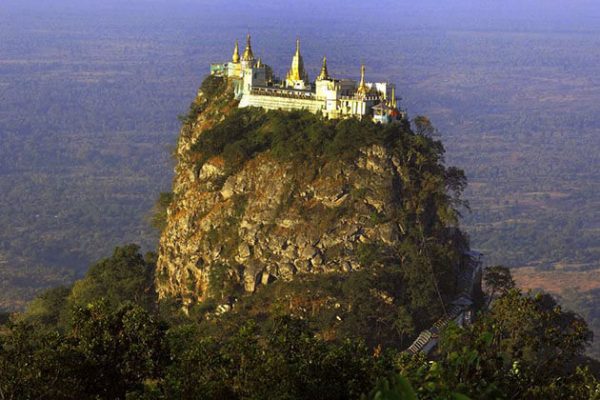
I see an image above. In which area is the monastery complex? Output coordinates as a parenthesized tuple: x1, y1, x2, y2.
(211, 35, 405, 123)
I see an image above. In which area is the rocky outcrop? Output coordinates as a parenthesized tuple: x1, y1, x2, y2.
(155, 78, 456, 308)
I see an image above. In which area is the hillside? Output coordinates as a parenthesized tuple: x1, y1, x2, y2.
(1, 2, 598, 341)
(154, 75, 473, 338)
(1, 75, 598, 399)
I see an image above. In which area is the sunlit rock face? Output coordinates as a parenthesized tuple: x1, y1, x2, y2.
(156, 82, 408, 307)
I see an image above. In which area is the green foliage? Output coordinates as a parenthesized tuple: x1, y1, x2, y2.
(411, 116, 436, 137)
(191, 108, 426, 182)
(150, 192, 174, 232)
(215, 263, 431, 349)
(19, 244, 157, 331)
(366, 374, 473, 400)
(188, 297, 217, 318)
(162, 316, 394, 400)
(0, 310, 394, 399)
(177, 75, 228, 125)
(483, 265, 515, 304)
(370, 210, 389, 225)
(0, 301, 166, 400)
(366, 374, 419, 400)
(69, 300, 168, 399)
(3, 246, 600, 399)
(68, 244, 157, 313)
(357, 242, 385, 266)
(0, 320, 87, 400)
(200, 74, 227, 101)
(19, 285, 71, 327)
(561, 288, 600, 360)
(206, 263, 241, 300)
(393, 289, 597, 400)
(396, 238, 454, 318)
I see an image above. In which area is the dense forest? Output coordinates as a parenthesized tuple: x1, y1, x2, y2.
(2, 247, 598, 398)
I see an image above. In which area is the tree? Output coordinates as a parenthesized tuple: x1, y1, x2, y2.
(432, 289, 594, 399)
(0, 321, 87, 400)
(150, 192, 174, 232)
(69, 300, 168, 399)
(18, 245, 158, 332)
(390, 289, 596, 399)
(412, 116, 437, 137)
(393, 306, 416, 347)
(19, 286, 71, 328)
(68, 244, 157, 315)
(364, 373, 472, 400)
(0, 300, 168, 400)
(483, 265, 515, 306)
(162, 316, 394, 400)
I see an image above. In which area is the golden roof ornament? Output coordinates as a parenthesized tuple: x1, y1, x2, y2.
(232, 39, 240, 63)
(317, 56, 329, 80)
(256, 57, 262, 67)
(242, 34, 254, 61)
(356, 64, 369, 96)
(286, 38, 308, 82)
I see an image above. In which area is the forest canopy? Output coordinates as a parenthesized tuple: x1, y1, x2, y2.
(1, 245, 598, 399)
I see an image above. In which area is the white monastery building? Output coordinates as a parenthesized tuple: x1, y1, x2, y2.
(210, 35, 405, 124)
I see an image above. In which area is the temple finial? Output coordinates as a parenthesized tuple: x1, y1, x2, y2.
(286, 37, 308, 85)
(232, 39, 240, 63)
(317, 56, 329, 80)
(242, 34, 254, 61)
(357, 64, 368, 95)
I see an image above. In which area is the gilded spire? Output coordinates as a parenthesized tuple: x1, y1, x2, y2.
(317, 56, 329, 80)
(232, 39, 240, 63)
(242, 34, 254, 61)
(256, 57, 262, 68)
(286, 38, 308, 84)
(356, 64, 369, 96)
(391, 86, 397, 108)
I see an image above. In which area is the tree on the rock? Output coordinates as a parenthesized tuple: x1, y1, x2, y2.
(412, 116, 437, 137)
(483, 265, 515, 306)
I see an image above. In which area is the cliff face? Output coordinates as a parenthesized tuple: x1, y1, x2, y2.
(156, 76, 466, 309)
